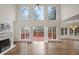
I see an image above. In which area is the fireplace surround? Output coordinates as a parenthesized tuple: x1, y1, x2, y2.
(0, 23, 15, 55)
(0, 38, 10, 53)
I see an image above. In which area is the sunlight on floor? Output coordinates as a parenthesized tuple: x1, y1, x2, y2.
(32, 41, 45, 54)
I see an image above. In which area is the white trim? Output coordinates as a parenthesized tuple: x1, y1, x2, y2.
(48, 39, 61, 41)
(0, 45, 16, 55)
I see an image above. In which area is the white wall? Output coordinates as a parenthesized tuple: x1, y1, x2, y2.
(0, 4, 16, 32)
(61, 4, 79, 20)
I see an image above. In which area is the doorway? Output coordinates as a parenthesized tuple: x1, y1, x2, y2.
(32, 26, 44, 41)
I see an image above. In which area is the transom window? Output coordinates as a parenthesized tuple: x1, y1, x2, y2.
(33, 5, 44, 20)
(20, 6, 29, 20)
(48, 6, 56, 20)
(19, 5, 56, 21)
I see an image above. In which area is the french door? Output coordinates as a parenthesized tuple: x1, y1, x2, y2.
(21, 26, 57, 41)
(48, 27, 56, 40)
(21, 27, 30, 41)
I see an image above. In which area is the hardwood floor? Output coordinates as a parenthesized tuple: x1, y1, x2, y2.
(5, 40, 79, 55)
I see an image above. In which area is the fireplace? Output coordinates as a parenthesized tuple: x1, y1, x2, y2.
(0, 38, 10, 53)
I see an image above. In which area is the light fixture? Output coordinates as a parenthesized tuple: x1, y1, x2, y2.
(36, 4, 39, 5)
(70, 24, 78, 30)
(35, 4, 41, 10)
(70, 18, 78, 30)
(34, 4, 39, 7)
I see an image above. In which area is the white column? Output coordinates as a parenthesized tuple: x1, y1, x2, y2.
(56, 26, 61, 41)
(67, 28, 70, 38)
(11, 32, 13, 46)
(25, 28, 26, 40)
(27, 29, 29, 39)
(52, 27, 53, 39)
(73, 29, 75, 39)
(29, 27, 33, 42)
(56, 27, 58, 40)
(44, 26, 48, 43)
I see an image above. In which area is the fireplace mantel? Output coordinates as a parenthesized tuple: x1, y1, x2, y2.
(0, 32, 12, 41)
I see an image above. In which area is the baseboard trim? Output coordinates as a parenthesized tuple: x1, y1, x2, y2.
(0, 45, 16, 55)
(61, 38, 79, 41)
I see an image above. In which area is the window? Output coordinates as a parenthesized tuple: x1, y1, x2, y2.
(61, 28, 64, 35)
(33, 26, 44, 34)
(48, 6, 56, 20)
(65, 28, 67, 35)
(19, 5, 57, 21)
(75, 27, 79, 36)
(33, 5, 44, 20)
(61, 28, 67, 35)
(48, 27, 53, 39)
(69, 28, 73, 35)
(21, 28, 25, 39)
(53, 27, 56, 39)
(20, 7, 29, 20)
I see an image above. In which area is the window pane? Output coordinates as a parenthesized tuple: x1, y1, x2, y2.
(48, 27, 53, 39)
(61, 28, 64, 35)
(33, 6, 44, 20)
(48, 6, 56, 20)
(21, 28, 25, 39)
(65, 28, 67, 35)
(21, 27, 30, 39)
(20, 7, 29, 20)
(69, 28, 73, 35)
(53, 27, 56, 39)
(75, 27, 79, 36)
(48, 27, 56, 39)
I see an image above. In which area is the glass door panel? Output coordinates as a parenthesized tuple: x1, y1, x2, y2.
(48, 27, 56, 40)
(21, 28, 25, 39)
(21, 27, 30, 40)
(48, 27, 53, 39)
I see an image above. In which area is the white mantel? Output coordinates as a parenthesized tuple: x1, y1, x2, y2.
(0, 32, 12, 41)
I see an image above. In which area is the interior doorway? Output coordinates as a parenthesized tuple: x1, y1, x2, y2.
(33, 26, 44, 41)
